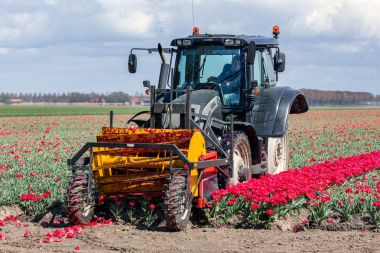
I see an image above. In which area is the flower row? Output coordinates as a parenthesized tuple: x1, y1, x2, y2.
(208, 151, 380, 227)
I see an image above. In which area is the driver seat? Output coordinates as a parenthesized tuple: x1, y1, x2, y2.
(218, 64, 232, 81)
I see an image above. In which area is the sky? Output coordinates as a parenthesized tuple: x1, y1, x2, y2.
(0, 0, 379, 95)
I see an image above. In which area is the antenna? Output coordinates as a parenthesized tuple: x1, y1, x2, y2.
(191, 0, 195, 27)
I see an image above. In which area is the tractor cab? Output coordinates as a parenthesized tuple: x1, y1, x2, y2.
(170, 28, 285, 112)
(128, 26, 287, 123)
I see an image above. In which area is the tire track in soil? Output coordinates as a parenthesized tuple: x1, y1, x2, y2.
(1, 223, 380, 252)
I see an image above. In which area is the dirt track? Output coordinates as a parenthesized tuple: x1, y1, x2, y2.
(1, 223, 380, 253)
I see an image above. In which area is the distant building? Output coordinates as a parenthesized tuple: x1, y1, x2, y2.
(9, 98, 23, 104)
(129, 96, 150, 106)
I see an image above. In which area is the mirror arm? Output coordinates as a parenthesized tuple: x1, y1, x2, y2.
(130, 47, 175, 55)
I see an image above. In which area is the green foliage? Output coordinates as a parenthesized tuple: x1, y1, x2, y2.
(109, 200, 125, 223)
(0, 105, 147, 117)
(140, 199, 155, 226)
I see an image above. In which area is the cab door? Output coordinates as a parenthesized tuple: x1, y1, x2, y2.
(251, 49, 281, 137)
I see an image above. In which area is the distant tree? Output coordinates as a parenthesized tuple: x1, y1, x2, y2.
(1, 89, 374, 106)
(300, 89, 376, 106)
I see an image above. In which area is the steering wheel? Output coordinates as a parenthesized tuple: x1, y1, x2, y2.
(196, 79, 225, 105)
(201, 81, 219, 89)
(207, 76, 219, 83)
(127, 111, 150, 128)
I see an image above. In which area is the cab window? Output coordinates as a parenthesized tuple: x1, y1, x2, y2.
(262, 50, 276, 85)
(253, 50, 263, 86)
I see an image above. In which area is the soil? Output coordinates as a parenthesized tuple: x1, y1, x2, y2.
(1, 222, 380, 253)
(0, 206, 23, 221)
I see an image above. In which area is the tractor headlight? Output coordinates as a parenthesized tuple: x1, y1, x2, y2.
(224, 39, 234, 46)
(224, 39, 241, 46)
(182, 39, 192, 46)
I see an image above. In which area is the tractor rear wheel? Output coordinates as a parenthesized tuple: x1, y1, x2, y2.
(164, 174, 191, 231)
(67, 166, 95, 225)
(222, 132, 252, 186)
(267, 127, 289, 174)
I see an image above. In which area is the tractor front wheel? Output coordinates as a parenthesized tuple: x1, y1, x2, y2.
(164, 174, 191, 231)
(67, 167, 95, 225)
(222, 132, 252, 186)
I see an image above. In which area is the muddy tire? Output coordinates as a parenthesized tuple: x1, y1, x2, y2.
(222, 132, 252, 185)
(67, 165, 95, 225)
(267, 127, 289, 174)
(164, 174, 191, 231)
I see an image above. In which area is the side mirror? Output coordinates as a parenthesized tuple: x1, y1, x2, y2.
(128, 53, 137, 73)
(247, 42, 256, 65)
(274, 51, 286, 72)
(143, 80, 151, 88)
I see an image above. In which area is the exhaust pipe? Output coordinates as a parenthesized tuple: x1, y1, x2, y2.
(158, 43, 166, 64)
(158, 43, 170, 89)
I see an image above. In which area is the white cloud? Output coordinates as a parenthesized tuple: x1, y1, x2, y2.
(97, 10, 153, 37)
(289, 0, 380, 45)
(0, 12, 48, 44)
(96, 0, 155, 38)
(304, 2, 342, 34)
(0, 48, 10, 55)
(354, 1, 380, 41)
(45, 0, 57, 5)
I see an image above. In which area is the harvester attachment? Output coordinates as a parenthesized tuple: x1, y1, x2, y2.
(67, 127, 225, 229)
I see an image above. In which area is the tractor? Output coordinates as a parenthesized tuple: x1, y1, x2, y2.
(66, 26, 308, 231)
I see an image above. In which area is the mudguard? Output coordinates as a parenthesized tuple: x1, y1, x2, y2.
(252, 86, 308, 137)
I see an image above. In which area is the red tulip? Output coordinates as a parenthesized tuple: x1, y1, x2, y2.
(327, 217, 335, 224)
(23, 230, 30, 238)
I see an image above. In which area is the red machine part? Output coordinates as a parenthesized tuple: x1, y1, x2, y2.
(197, 151, 218, 208)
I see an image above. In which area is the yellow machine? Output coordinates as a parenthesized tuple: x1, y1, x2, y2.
(67, 126, 221, 231)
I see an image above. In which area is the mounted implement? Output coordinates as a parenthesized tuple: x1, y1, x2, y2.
(67, 26, 308, 231)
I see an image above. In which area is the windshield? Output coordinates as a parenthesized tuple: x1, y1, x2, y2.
(175, 45, 243, 106)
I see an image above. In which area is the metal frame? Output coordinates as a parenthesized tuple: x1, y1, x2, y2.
(68, 142, 229, 170)
(68, 140, 230, 206)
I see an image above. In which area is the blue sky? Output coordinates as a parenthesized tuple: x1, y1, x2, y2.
(0, 0, 379, 95)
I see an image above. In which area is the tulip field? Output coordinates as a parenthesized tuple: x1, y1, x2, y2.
(0, 107, 380, 239)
